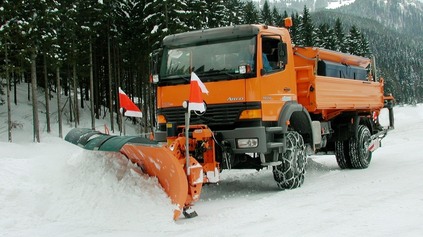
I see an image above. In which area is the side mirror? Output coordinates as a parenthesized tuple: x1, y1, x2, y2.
(150, 48, 162, 84)
(152, 74, 159, 83)
(278, 42, 287, 69)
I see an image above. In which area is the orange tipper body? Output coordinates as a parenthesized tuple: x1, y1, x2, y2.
(293, 46, 384, 120)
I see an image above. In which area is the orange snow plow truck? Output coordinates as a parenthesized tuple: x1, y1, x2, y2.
(66, 19, 394, 220)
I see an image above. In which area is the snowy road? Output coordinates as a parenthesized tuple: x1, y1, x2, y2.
(1, 105, 423, 237)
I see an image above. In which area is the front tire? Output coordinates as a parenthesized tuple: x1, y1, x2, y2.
(349, 125, 372, 169)
(272, 131, 307, 190)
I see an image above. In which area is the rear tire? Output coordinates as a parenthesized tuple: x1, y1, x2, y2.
(349, 125, 372, 169)
(272, 131, 307, 190)
(335, 140, 352, 169)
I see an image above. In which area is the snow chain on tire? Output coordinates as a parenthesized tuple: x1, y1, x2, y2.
(272, 131, 307, 190)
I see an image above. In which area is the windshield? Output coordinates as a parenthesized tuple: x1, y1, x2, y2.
(160, 37, 256, 81)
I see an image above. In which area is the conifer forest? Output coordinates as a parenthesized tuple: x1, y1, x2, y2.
(1, 0, 422, 140)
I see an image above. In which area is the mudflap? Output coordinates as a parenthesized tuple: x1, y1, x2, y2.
(120, 143, 190, 220)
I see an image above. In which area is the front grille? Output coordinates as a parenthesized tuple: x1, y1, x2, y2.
(158, 102, 261, 129)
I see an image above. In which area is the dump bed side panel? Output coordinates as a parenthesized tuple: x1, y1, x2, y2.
(297, 68, 383, 110)
(312, 76, 383, 110)
(294, 47, 384, 119)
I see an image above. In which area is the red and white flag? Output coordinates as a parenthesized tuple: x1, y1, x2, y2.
(118, 87, 142, 118)
(188, 72, 209, 112)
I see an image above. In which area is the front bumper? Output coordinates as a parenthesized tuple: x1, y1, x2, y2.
(218, 126, 268, 154)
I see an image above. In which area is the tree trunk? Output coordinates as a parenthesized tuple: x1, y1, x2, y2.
(63, 70, 68, 96)
(43, 54, 51, 133)
(56, 67, 63, 138)
(69, 74, 73, 124)
(65, 68, 74, 123)
(142, 80, 147, 133)
(92, 44, 100, 120)
(136, 74, 142, 134)
(152, 84, 157, 132)
(84, 77, 89, 103)
(116, 46, 122, 132)
(31, 50, 40, 142)
(13, 70, 17, 105)
(27, 79, 30, 101)
(90, 38, 95, 130)
(108, 34, 114, 132)
(149, 82, 155, 133)
(73, 60, 79, 127)
(6, 43, 12, 142)
(80, 81, 84, 108)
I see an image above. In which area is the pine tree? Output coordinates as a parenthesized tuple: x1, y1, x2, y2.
(298, 6, 315, 47)
(282, 10, 289, 19)
(186, 0, 208, 29)
(168, 0, 190, 33)
(75, 0, 103, 125)
(4, 0, 61, 142)
(39, 0, 61, 134)
(326, 27, 337, 51)
(243, 1, 259, 24)
(0, 0, 20, 130)
(347, 25, 362, 56)
(260, 0, 272, 25)
(206, 0, 226, 28)
(272, 6, 283, 27)
(144, 0, 189, 46)
(315, 23, 337, 50)
(359, 33, 371, 57)
(315, 23, 328, 48)
(224, 0, 245, 26)
(334, 18, 347, 53)
(290, 12, 301, 45)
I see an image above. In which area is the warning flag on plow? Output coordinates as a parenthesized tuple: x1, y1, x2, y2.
(118, 87, 142, 118)
(188, 72, 209, 113)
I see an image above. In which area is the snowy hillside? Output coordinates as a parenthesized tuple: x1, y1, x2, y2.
(1, 83, 423, 236)
(254, 0, 357, 10)
(326, 0, 356, 9)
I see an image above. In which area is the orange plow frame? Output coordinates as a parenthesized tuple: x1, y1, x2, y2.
(120, 142, 205, 220)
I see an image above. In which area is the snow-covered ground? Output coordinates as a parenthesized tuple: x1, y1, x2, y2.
(1, 84, 423, 236)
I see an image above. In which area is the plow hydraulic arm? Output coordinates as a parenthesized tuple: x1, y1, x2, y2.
(65, 126, 219, 220)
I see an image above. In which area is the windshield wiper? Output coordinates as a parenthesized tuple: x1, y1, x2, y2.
(161, 74, 190, 82)
(198, 70, 239, 79)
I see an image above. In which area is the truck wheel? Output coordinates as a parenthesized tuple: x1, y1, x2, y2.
(349, 125, 372, 169)
(334, 141, 352, 169)
(272, 131, 307, 190)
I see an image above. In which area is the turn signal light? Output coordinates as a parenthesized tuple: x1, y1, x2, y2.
(157, 115, 167, 124)
(239, 109, 262, 120)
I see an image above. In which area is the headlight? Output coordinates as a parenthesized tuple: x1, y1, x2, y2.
(237, 138, 259, 148)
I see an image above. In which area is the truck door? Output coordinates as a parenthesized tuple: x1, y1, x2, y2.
(258, 35, 298, 122)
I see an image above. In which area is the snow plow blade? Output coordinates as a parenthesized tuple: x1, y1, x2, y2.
(120, 144, 188, 220)
(64, 128, 193, 220)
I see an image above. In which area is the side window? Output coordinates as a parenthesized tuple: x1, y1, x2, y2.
(262, 37, 286, 73)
